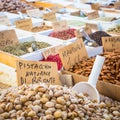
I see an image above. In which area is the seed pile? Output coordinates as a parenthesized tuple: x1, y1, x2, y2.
(1, 41, 50, 56)
(69, 51, 120, 85)
(0, 84, 120, 120)
(89, 31, 111, 46)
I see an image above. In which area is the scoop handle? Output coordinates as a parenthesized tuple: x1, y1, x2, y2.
(88, 55, 105, 87)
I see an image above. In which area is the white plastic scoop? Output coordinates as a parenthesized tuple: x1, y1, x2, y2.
(72, 55, 105, 103)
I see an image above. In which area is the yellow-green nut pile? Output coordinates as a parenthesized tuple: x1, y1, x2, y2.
(107, 25, 120, 33)
(0, 84, 120, 120)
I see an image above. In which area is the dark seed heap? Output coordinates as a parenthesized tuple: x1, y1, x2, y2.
(89, 31, 111, 46)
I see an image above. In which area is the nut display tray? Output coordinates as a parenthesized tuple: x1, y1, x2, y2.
(38, 29, 77, 43)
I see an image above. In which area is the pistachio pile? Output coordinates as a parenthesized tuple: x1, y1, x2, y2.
(1, 41, 50, 56)
(69, 51, 120, 85)
(0, 84, 120, 120)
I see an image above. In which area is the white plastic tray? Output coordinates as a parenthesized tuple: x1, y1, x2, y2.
(18, 34, 64, 61)
(85, 46, 103, 57)
(14, 28, 33, 39)
(0, 25, 9, 31)
(38, 29, 77, 43)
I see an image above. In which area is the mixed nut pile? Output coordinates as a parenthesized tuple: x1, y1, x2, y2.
(0, 84, 120, 120)
(1, 41, 50, 56)
(69, 51, 120, 85)
(0, 0, 35, 13)
(107, 25, 120, 34)
(49, 28, 76, 40)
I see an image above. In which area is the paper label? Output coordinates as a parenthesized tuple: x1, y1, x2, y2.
(87, 11, 99, 20)
(0, 29, 19, 49)
(52, 20, 68, 32)
(84, 25, 92, 35)
(102, 36, 120, 52)
(50, 6, 63, 12)
(71, 10, 80, 16)
(27, 9, 41, 18)
(91, 3, 100, 10)
(43, 12, 56, 22)
(58, 39, 88, 70)
(59, 74, 73, 87)
(0, 15, 11, 26)
(86, 23, 98, 30)
(114, 2, 120, 9)
(16, 60, 60, 86)
(15, 18, 32, 31)
(42, 45, 63, 59)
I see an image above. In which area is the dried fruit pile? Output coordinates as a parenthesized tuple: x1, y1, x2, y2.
(41, 54, 62, 70)
(49, 28, 76, 40)
(0, 0, 35, 13)
(69, 51, 120, 85)
(1, 41, 50, 56)
(0, 84, 120, 120)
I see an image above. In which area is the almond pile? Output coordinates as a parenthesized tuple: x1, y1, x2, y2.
(69, 51, 120, 85)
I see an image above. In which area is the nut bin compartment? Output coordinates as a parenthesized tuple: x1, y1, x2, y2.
(0, 35, 62, 68)
(38, 29, 77, 43)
